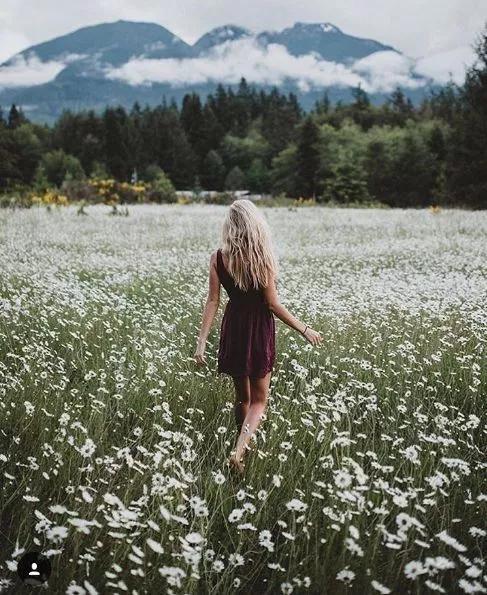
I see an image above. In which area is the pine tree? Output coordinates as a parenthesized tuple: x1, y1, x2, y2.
(351, 85, 374, 130)
(428, 124, 447, 161)
(102, 107, 131, 180)
(392, 131, 437, 207)
(201, 150, 225, 190)
(295, 116, 321, 198)
(200, 105, 225, 156)
(180, 93, 205, 160)
(261, 88, 301, 154)
(352, 85, 370, 110)
(224, 166, 245, 191)
(210, 84, 231, 131)
(232, 77, 252, 137)
(152, 106, 197, 189)
(8, 104, 27, 129)
(0, 127, 18, 189)
(314, 92, 330, 115)
(388, 88, 414, 126)
(425, 83, 461, 125)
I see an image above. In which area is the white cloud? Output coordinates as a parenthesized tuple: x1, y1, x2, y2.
(0, 35, 477, 94)
(414, 45, 477, 84)
(106, 38, 468, 94)
(105, 39, 365, 89)
(352, 51, 424, 92)
(0, 52, 84, 88)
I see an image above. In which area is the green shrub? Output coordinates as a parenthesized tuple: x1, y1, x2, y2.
(147, 171, 177, 203)
(39, 149, 85, 187)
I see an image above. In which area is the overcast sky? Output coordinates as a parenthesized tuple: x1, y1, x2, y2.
(0, 0, 485, 63)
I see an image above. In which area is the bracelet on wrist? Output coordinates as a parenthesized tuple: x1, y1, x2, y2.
(301, 324, 308, 335)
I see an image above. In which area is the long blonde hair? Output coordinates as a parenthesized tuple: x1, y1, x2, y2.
(221, 199, 278, 291)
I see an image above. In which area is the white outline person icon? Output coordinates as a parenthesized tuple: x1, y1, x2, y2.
(17, 552, 51, 586)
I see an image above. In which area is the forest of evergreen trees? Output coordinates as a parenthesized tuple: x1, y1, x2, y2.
(0, 26, 486, 209)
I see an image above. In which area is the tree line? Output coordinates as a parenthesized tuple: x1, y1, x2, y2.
(0, 26, 485, 208)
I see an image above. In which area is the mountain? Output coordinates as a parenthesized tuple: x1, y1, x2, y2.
(0, 20, 438, 123)
(3, 20, 193, 68)
(256, 22, 397, 62)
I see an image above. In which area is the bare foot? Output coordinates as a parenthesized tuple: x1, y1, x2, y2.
(228, 454, 245, 475)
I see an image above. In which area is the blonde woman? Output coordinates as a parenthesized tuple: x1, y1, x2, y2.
(195, 199, 323, 473)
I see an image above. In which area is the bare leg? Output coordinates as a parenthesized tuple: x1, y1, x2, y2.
(232, 375, 251, 433)
(233, 371, 271, 464)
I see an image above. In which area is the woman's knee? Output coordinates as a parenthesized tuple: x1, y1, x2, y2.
(250, 373, 270, 404)
(236, 393, 250, 407)
(233, 376, 251, 403)
(249, 386, 268, 406)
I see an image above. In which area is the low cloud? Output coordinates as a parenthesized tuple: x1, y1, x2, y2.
(414, 45, 477, 85)
(105, 37, 475, 93)
(0, 37, 477, 93)
(0, 52, 82, 89)
(106, 39, 364, 90)
(352, 51, 424, 93)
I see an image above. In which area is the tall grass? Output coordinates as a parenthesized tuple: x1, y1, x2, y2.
(0, 205, 485, 594)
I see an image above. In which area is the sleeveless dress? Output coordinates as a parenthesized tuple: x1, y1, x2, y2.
(216, 248, 276, 378)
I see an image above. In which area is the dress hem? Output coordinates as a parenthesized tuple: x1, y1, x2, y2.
(218, 366, 273, 379)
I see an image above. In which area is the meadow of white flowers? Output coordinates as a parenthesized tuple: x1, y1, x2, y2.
(0, 204, 485, 594)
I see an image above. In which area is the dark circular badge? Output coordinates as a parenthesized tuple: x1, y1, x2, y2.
(17, 552, 52, 586)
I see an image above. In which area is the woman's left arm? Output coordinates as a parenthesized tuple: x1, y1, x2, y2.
(195, 251, 221, 364)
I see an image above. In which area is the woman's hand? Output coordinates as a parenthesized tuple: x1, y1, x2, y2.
(194, 343, 207, 365)
(303, 327, 323, 346)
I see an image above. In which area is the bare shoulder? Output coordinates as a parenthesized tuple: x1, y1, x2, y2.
(210, 250, 219, 268)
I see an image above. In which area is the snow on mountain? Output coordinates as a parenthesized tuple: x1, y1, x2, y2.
(257, 21, 396, 62)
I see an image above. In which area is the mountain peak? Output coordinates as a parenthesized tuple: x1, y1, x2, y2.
(257, 21, 394, 62)
(1, 20, 192, 67)
(206, 24, 251, 38)
(292, 22, 341, 34)
(193, 24, 252, 53)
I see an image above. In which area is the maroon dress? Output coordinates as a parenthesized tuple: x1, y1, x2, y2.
(216, 248, 276, 378)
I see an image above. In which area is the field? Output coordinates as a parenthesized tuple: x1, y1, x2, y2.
(0, 204, 485, 594)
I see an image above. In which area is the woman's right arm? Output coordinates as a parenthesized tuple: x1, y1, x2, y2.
(263, 274, 323, 346)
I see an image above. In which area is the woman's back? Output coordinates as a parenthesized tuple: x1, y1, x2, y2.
(216, 248, 266, 304)
(216, 247, 275, 378)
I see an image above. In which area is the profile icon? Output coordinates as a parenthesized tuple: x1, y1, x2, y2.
(17, 552, 51, 586)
